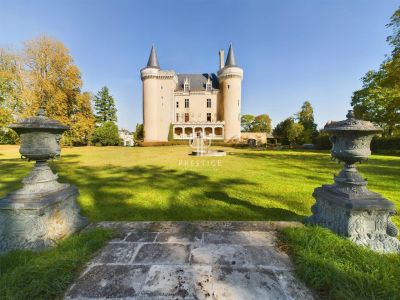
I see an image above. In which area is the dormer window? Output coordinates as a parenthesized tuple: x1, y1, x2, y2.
(206, 76, 212, 91)
(184, 77, 190, 92)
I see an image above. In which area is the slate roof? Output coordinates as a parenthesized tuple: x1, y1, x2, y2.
(175, 73, 219, 91)
(225, 44, 237, 67)
(146, 45, 160, 69)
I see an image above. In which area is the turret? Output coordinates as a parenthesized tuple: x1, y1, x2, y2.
(141, 45, 160, 142)
(218, 44, 243, 142)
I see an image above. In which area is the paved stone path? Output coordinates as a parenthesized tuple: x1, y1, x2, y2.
(65, 221, 314, 300)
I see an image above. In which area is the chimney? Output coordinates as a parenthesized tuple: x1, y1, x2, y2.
(219, 49, 224, 70)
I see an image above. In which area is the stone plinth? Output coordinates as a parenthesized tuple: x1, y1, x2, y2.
(306, 185, 400, 253)
(0, 185, 88, 254)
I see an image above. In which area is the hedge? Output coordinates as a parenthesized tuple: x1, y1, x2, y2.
(312, 134, 331, 150)
(313, 134, 400, 152)
(371, 136, 400, 151)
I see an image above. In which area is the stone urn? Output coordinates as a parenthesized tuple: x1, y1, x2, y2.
(306, 110, 400, 253)
(0, 108, 88, 253)
(7, 107, 70, 200)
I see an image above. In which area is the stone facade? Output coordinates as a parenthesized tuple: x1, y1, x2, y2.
(141, 44, 243, 142)
(119, 129, 134, 146)
(240, 132, 270, 144)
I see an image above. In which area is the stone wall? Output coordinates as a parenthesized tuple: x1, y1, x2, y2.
(240, 132, 268, 144)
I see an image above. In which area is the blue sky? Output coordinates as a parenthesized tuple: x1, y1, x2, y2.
(0, 0, 398, 131)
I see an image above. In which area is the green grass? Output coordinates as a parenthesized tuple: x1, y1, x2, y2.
(0, 145, 399, 227)
(0, 228, 114, 300)
(280, 226, 400, 300)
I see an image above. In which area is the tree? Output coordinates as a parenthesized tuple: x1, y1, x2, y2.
(91, 121, 120, 146)
(296, 101, 318, 143)
(94, 86, 117, 124)
(241, 114, 255, 132)
(0, 49, 23, 128)
(273, 117, 305, 146)
(0, 35, 95, 145)
(351, 7, 400, 136)
(251, 114, 272, 133)
(273, 118, 294, 139)
(241, 114, 272, 133)
(134, 123, 144, 141)
(65, 92, 96, 146)
(287, 122, 304, 146)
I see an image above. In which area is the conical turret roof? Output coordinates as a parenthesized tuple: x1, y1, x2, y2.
(225, 43, 237, 67)
(146, 45, 160, 69)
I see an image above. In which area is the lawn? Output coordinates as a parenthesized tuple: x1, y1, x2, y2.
(0, 145, 399, 226)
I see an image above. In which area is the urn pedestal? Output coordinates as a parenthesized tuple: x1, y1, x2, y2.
(0, 108, 88, 253)
(0, 185, 87, 253)
(306, 111, 400, 253)
(308, 185, 399, 253)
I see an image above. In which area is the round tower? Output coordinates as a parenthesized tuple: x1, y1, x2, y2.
(141, 46, 160, 142)
(218, 44, 243, 142)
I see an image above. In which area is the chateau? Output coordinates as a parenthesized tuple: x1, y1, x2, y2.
(140, 44, 243, 142)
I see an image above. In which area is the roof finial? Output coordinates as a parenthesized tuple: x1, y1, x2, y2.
(146, 45, 160, 69)
(225, 43, 237, 67)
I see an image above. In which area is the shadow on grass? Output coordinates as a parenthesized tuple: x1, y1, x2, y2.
(0, 155, 305, 222)
(49, 160, 305, 222)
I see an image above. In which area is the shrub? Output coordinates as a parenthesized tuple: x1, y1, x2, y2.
(137, 141, 188, 147)
(313, 133, 331, 150)
(133, 123, 144, 142)
(91, 121, 120, 146)
(0, 128, 19, 144)
(168, 123, 173, 141)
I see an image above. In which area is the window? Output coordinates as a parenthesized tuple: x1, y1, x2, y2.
(238, 99, 240, 106)
(207, 113, 211, 122)
(184, 77, 190, 92)
(227, 85, 230, 89)
(176, 101, 179, 108)
(207, 99, 211, 108)
(185, 113, 189, 122)
(176, 113, 179, 122)
(206, 76, 212, 91)
(185, 99, 189, 108)
(161, 86, 163, 90)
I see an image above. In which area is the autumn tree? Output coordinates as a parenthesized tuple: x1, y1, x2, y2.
(351, 7, 400, 136)
(0, 35, 95, 145)
(0, 49, 23, 143)
(94, 86, 117, 124)
(66, 92, 96, 145)
(252, 114, 272, 133)
(241, 114, 272, 133)
(0, 49, 23, 124)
